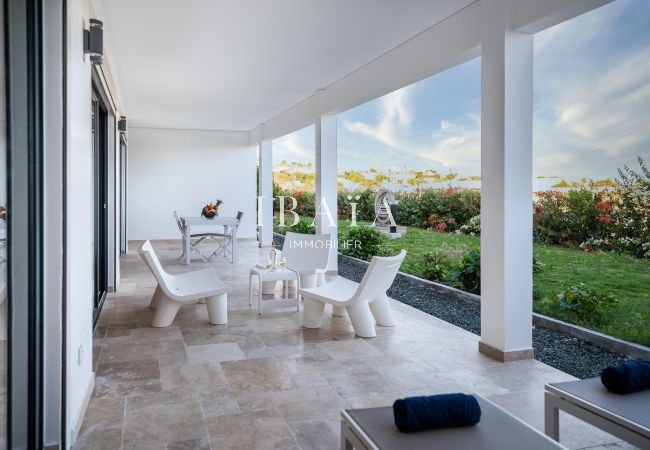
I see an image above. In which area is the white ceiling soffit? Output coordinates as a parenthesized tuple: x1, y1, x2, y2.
(101, 0, 475, 131)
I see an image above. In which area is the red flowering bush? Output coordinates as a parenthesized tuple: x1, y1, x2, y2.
(396, 188, 480, 230)
(594, 200, 614, 225)
(427, 213, 457, 233)
(533, 189, 596, 246)
(534, 157, 650, 258)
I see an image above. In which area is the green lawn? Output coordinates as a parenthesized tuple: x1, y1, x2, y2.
(334, 220, 650, 346)
(533, 245, 650, 346)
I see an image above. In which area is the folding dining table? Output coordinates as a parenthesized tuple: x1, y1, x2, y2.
(180, 216, 239, 264)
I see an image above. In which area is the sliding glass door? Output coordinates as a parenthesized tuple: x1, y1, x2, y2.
(91, 89, 108, 325)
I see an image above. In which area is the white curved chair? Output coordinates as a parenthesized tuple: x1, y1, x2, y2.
(139, 240, 231, 327)
(282, 231, 331, 289)
(300, 250, 406, 337)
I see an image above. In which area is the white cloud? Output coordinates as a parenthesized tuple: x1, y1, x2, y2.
(531, 0, 650, 174)
(273, 130, 313, 162)
(547, 45, 650, 157)
(343, 86, 412, 148)
(534, 1, 625, 58)
(418, 116, 481, 170)
(534, 152, 576, 174)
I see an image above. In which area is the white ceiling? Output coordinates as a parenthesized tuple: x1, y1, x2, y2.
(100, 0, 474, 131)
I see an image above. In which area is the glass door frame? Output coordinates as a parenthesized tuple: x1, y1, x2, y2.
(5, 0, 46, 447)
(91, 81, 109, 327)
(119, 133, 127, 255)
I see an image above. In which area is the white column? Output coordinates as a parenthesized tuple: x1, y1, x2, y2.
(315, 114, 338, 272)
(479, 0, 534, 361)
(258, 140, 273, 247)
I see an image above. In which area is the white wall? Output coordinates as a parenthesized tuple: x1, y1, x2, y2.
(65, 0, 95, 444)
(128, 127, 256, 240)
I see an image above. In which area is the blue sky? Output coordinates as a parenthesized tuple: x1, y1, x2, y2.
(273, 0, 650, 182)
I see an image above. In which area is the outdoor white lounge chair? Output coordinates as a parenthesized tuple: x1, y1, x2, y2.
(300, 250, 406, 337)
(282, 231, 331, 289)
(139, 240, 231, 327)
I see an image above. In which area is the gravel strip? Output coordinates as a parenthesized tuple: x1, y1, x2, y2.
(337, 255, 632, 379)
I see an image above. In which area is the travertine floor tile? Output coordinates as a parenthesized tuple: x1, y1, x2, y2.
(186, 342, 246, 364)
(130, 325, 183, 343)
(289, 419, 339, 450)
(93, 359, 161, 399)
(123, 391, 208, 449)
(206, 409, 300, 450)
(76, 396, 125, 442)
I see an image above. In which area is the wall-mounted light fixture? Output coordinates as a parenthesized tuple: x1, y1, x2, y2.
(118, 116, 127, 134)
(84, 19, 104, 65)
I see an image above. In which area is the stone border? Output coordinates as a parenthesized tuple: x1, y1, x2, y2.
(338, 252, 650, 360)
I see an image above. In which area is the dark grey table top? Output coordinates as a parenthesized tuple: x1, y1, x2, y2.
(345, 396, 565, 450)
(548, 377, 650, 431)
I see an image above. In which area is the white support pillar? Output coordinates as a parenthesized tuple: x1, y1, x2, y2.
(258, 140, 274, 247)
(315, 114, 338, 272)
(479, 0, 534, 361)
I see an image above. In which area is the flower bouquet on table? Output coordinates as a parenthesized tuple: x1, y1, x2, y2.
(201, 200, 222, 219)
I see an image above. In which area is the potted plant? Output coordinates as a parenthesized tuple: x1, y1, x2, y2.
(201, 200, 222, 219)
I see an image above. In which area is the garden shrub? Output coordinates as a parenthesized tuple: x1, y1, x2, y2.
(418, 250, 454, 283)
(273, 186, 317, 217)
(395, 187, 480, 230)
(427, 214, 457, 233)
(417, 247, 481, 293)
(612, 156, 650, 258)
(539, 283, 618, 324)
(533, 157, 650, 258)
(534, 189, 596, 246)
(338, 189, 375, 221)
(291, 191, 316, 216)
(339, 226, 385, 261)
(459, 214, 480, 235)
(446, 188, 481, 226)
(274, 216, 315, 235)
(450, 246, 481, 294)
(393, 191, 429, 228)
(336, 187, 481, 230)
(290, 219, 315, 235)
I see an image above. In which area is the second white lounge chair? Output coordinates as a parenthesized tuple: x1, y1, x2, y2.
(300, 250, 406, 337)
(282, 231, 331, 289)
(139, 240, 231, 327)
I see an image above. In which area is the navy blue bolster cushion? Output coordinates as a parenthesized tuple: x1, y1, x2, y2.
(601, 360, 650, 394)
(393, 393, 481, 433)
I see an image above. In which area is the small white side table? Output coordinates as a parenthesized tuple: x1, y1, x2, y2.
(249, 267, 300, 314)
